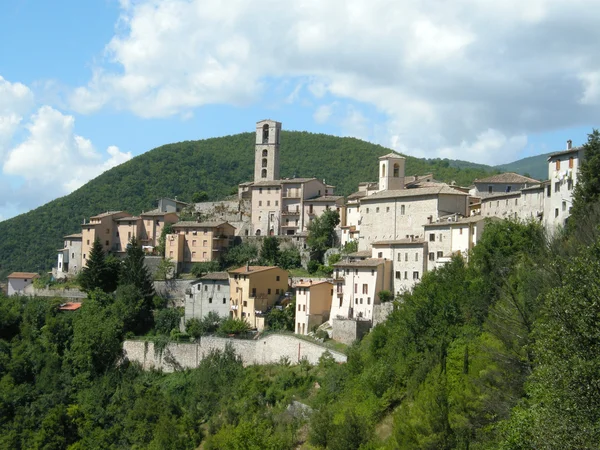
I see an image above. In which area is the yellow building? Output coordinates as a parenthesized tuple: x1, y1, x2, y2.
(166, 221, 236, 272)
(295, 280, 333, 335)
(81, 211, 130, 265)
(228, 265, 289, 330)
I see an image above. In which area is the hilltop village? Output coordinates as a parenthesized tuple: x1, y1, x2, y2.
(6, 120, 584, 343)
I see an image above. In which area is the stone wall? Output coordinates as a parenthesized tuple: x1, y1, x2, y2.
(372, 302, 395, 327)
(332, 318, 372, 345)
(23, 285, 86, 300)
(122, 334, 346, 372)
(153, 279, 195, 307)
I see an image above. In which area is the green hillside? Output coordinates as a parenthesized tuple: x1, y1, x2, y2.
(0, 131, 495, 278)
(494, 153, 551, 180)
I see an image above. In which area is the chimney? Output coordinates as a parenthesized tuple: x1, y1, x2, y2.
(567, 140, 572, 150)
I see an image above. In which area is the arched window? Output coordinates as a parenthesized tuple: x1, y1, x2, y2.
(262, 124, 269, 143)
(261, 169, 267, 178)
(269, 229, 274, 236)
(393, 163, 400, 177)
(255, 229, 261, 236)
(381, 164, 386, 177)
(262, 158, 268, 168)
(262, 149, 268, 157)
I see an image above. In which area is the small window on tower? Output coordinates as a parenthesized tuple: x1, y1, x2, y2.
(262, 158, 267, 168)
(261, 169, 267, 178)
(393, 163, 400, 177)
(262, 124, 269, 143)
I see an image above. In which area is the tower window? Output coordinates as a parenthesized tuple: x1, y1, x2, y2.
(393, 163, 400, 177)
(262, 124, 269, 143)
(262, 149, 268, 157)
(261, 169, 267, 178)
(381, 164, 386, 177)
(262, 158, 267, 168)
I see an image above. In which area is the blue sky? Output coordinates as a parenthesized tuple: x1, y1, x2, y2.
(1, 0, 599, 221)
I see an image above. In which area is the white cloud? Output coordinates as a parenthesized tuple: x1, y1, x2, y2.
(0, 76, 34, 157)
(313, 103, 334, 124)
(70, 0, 600, 162)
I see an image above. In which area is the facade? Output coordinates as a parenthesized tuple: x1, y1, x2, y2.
(55, 233, 83, 279)
(370, 239, 427, 294)
(254, 120, 282, 181)
(157, 197, 189, 213)
(228, 266, 289, 330)
(480, 192, 522, 221)
(167, 221, 236, 272)
(295, 280, 333, 335)
(7, 272, 40, 296)
(331, 258, 393, 321)
(472, 173, 540, 198)
(359, 186, 469, 250)
(184, 272, 230, 324)
(140, 209, 179, 249)
(81, 211, 130, 265)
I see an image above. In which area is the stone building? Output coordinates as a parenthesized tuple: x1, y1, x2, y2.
(294, 280, 333, 335)
(54, 233, 82, 279)
(472, 172, 540, 198)
(370, 238, 427, 295)
(184, 272, 230, 325)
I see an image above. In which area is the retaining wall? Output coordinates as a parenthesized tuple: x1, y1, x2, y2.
(332, 318, 372, 345)
(372, 302, 395, 327)
(153, 279, 195, 307)
(23, 285, 86, 300)
(123, 334, 346, 372)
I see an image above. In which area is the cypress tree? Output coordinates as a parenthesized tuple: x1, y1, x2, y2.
(79, 238, 113, 293)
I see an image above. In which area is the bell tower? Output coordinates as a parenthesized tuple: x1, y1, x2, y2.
(378, 153, 405, 191)
(254, 119, 281, 182)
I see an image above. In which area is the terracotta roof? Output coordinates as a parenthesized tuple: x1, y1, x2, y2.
(295, 280, 333, 288)
(347, 191, 367, 200)
(64, 233, 83, 239)
(347, 250, 372, 258)
(7, 272, 40, 279)
(481, 192, 522, 200)
(59, 302, 82, 311)
(200, 272, 229, 281)
(172, 221, 231, 228)
(90, 211, 126, 219)
(362, 185, 468, 201)
(474, 172, 540, 184)
(372, 238, 426, 246)
(305, 195, 344, 203)
(141, 209, 177, 217)
(334, 258, 387, 268)
(379, 152, 405, 159)
(252, 180, 283, 187)
(228, 265, 283, 275)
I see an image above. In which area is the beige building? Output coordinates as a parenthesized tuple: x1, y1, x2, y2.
(167, 221, 236, 272)
(81, 211, 131, 265)
(54, 233, 83, 279)
(295, 280, 333, 335)
(228, 266, 289, 330)
(331, 257, 393, 321)
(139, 209, 179, 249)
(370, 238, 427, 295)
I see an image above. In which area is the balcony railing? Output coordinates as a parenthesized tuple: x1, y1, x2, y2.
(281, 210, 300, 216)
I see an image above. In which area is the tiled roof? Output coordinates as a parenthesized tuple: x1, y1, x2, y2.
(252, 180, 283, 187)
(305, 195, 344, 203)
(115, 216, 140, 221)
(63, 233, 82, 239)
(228, 265, 282, 275)
(481, 191, 522, 200)
(141, 209, 177, 217)
(172, 221, 230, 228)
(474, 172, 540, 184)
(347, 191, 367, 200)
(548, 147, 583, 159)
(90, 211, 126, 219)
(521, 184, 545, 192)
(361, 185, 468, 201)
(200, 272, 229, 281)
(59, 302, 82, 311)
(333, 258, 387, 268)
(372, 238, 426, 246)
(281, 177, 317, 184)
(7, 272, 40, 279)
(424, 215, 492, 226)
(295, 280, 333, 288)
(160, 197, 189, 205)
(379, 152, 405, 159)
(347, 250, 372, 258)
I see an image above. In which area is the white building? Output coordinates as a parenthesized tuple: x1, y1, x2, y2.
(7, 272, 39, 296)
(370, 238, 427, 295)
(472, 173, 540, 198)
(184, 272, 231, 325)
(54, 233, 83, 279)
(331, 258, 393, 321)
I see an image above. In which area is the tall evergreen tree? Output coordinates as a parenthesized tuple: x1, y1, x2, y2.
(571, 129, 600, 220)
(260, 236, 281, 266)
(120, 236, 155, 307)
(78, 238, 115, 293)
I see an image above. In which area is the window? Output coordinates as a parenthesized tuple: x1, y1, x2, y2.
(405, 253, 408, 262)
(386, 206, 390, 212)
(460, 228, 463, 235)
(244, 299, 249, 306)
(547, 184, 551, 197)
(378, 252, 383, 258)
(192, 251, 196, 258)
(376, 207, 380, 213)
(355, 269, 358, 275)
(268, 288, 271, 294)
(367, 297, 371, 305)
(262, 158, 267, 168)
(276, 275, 280, 281)
(259, 188, 263, 194)
(267, 200, 270, 206)
(555, 208, 559, 218)
(562, 201, 567, 212)
(192, 240, 196, 246)
(105, 240, 109, 246)
(415, 252, 419, 261)
(217, 285, 220, 291)
(262, 148, 268, 157)
(366, 208, 369, 213)
(202, 252, 206, 258)
(555, 160, 561, 170)
(362, 284, 368, 294)
(169, 251, 173, 257)
(203, 240, 207, 246)
(360, 298, 363, 304)
(371, 269, 375, 276)
(506, 186, 512, 192)
(429, 252, 435, 261)
(395, 271, 400, 279)
(259, 201, 262, 206)
(401, 205, 405, 215)
(261, 169, 267, 178)
(275, 201, 278, 206)
(429, 233, 435, 242)
(404, 271, 408, 279)
(413, 271, 420, 280)
(354, 283, 358, 294)
(569, 157, 574, 169)
(437, 251, 443, 258)
(393, 163, 400, 177)
(555, 182, 560, 193)
(87, 239, 90, 245)
(276, 289, 280, 294)
(298, 304, 301, 311)
(209, 298, 212, 303)
(381, 164, 386, 177)
(355, 298, 358, 304)
(397, 254, 401, 262)
(83, 254, 87, 259)
(488, 185, 493, 193)
(223, 298, 226, 304)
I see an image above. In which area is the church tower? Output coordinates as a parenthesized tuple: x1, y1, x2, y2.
(254, 119, 282, 182)
(378, 153, 405, 191)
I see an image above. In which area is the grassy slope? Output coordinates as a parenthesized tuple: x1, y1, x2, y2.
(0, 131, 497, 278)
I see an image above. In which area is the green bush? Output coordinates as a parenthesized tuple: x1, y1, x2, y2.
(154, 308, 182, 335)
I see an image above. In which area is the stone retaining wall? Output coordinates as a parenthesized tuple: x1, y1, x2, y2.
(153, 279, 195, 307)
(23, 285, 86, 300)
(123, 334, 346, 372)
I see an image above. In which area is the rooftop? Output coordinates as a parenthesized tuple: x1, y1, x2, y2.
(141, 208, 177, 217)
(228, 265, 283, 275)
(361, 185, 468, 201)
(280, 177, 317, 184)
(172, 221, 230, 228)
(63, 233, 83, 239)
(90, 211, 126, 219)
(372, 238, 425, 246)
(305, 195, 344, 203)
(333, 258, 387, 268)
(379, 152, 405, 160)
(424, 215, 493, 227)
(474, 172, 540, 184)
(59, 302, 82, 311)
(481, 191, 522, 200)
(200, 271, 229, 281)
(548, 146, 583, 159)
(347, 250, 372, 258)
(295, 280, 333, 288)
(8, 272, 40, 279)
(115, 216, 140, 222)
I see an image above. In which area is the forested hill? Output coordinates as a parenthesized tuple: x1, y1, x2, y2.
(0, 131, 496, 278)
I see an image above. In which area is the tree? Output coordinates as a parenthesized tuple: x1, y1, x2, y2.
(571, 129, 600, 220)
(260, 237, 281, 265)
(266, 300, 295, 331)
(378, 290, 393, 303)
(120, 236, 155, 307)
(191, 191, 209, 203)
(154, 308, 182, 335)
(307, 209, 340, 263)
(278, 247, 301, 269)
(191, 261, 220, 278)
(154, 257, 175, 281)
(156, 223, 174, 257)
(222, 241, 258, 268)
(78, 238, 116, 293)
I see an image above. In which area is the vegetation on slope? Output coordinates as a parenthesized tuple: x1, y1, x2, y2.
(0, 131, 495, 278)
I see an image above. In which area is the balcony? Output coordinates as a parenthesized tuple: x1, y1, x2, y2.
(281, 224, 299, 228)
(283, 192, 301, 199)
(281, 210, 300, 216)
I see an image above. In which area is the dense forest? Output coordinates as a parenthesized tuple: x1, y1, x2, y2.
(1, 131, 599, 448)
(0, 131, 498, 279)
